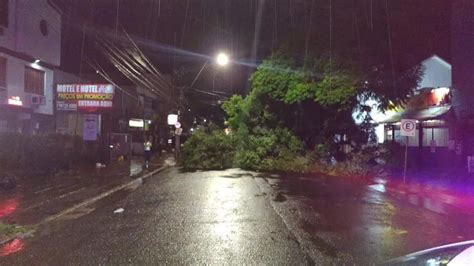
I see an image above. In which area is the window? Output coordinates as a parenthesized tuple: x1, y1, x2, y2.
(39, 20, 49, 36)
(0, 57, 6, 89)
(0, 0, 8, 27)
(24, 67, 45, 95)
(422, 128, 449, 147)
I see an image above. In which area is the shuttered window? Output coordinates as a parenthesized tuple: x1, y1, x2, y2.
(24, 67, 44, 95)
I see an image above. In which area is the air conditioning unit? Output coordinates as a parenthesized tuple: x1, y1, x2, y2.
(27, 94, 46, 108)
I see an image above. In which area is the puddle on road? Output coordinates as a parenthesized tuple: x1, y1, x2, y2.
(368, 183, 386, 193)
(263, 174, 474, 263)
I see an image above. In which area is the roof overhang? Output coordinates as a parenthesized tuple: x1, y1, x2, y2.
(378, 105, 452, 124)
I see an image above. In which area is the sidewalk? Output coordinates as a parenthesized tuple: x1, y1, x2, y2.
(0, 154, 170, 239)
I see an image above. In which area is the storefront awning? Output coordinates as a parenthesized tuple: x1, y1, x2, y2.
(378, 105, 452, 124)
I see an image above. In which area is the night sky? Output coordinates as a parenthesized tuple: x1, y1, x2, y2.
(53, 0, 451, 95)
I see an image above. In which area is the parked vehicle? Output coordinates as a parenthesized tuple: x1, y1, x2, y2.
(384, 240, 474, 265)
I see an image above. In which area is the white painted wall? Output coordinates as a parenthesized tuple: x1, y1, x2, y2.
(418, 55, 452, 89)
(2, 53, 54, 114)
(15, 0, 61, 65)
(0, 0, 60, 116)
(0, 0, 61, 65)
(0, 0, 16, 50)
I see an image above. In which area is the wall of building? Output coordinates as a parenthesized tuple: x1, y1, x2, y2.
(0, 0, 16, 51)
(12, 0, 61, 65)
(418, 55, 452, 89)
(54, 70, 86, 137)
(2, 53, 54, 114)
(0, 0, 61, 134)
(385, 126, 450, 148)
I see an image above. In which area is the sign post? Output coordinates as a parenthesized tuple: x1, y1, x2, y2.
(174, 123, 182, 159)
(400, 119, 417, 183)
(83, 114, 99, 141)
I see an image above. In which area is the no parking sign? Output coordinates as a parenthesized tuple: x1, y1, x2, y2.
(400, 119, 416, 183)
(400, 119, 417, 137)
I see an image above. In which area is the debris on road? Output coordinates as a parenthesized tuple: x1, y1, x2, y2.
(273, 192, 287, 202)
(113, 208, 124, 214)
(95, 163, 106, 169)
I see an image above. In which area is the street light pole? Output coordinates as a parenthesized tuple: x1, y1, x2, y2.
(175, 87, 184, 159)
(189, 61, 209, 89)
(190, 52, 229, 91)
(174, 52, 230, 159)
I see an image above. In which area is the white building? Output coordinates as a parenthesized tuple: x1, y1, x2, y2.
(368, 54, 452, 143)
(417, 55, 452, 90)
(0, 0, 61, 133)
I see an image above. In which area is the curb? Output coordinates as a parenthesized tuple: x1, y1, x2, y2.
(0, 163, 169, 246)
(41, 164, 169, 224)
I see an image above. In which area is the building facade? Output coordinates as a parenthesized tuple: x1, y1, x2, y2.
(0, 0, 61, 133)
(418, 55, 452, 91)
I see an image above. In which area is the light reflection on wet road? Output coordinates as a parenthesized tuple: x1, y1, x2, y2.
(2, 168, 474, 264)
(0, 198, 18, 220)
(0, 239, 24, 257)
(258, 173, 474, 264)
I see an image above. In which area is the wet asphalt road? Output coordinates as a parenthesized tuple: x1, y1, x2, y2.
(0, 168, 309, 265)
(3, 167, 474, 265)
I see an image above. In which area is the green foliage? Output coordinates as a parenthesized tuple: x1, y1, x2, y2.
(378, 141, 405, 172)
(0, 223, 30, 241)
(249, 54, 359, 107)
(308, 146, 388, 180)
(234, 127, 307, 172)
(184, 50, 420, 175)
(314, 74, 357, 107)
(181, 129, 236, 170)
(182, 126, 307, 172)
(245, 53, 367, 151)
(362, 64, 423, 110)
(221, 95, 245, 131)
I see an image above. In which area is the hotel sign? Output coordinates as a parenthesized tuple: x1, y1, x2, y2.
(56, 84, 114, 112)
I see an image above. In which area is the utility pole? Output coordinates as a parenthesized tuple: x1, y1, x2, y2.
(172, 52, 229, 159)
(175, 86, 184, 159)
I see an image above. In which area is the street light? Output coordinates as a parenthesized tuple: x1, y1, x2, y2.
(175, 52, 230, 158)
(190, 52, 230, 89)
(216, 52, 229, 66)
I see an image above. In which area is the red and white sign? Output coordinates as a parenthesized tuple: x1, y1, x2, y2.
(400, 119, 416, 137)
(56, 84, 114, 112)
